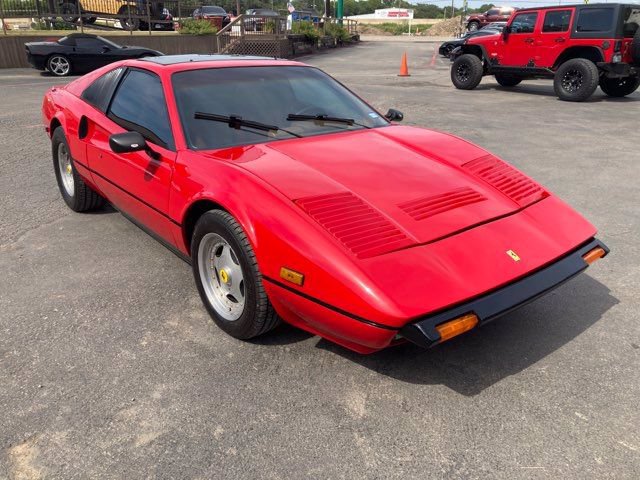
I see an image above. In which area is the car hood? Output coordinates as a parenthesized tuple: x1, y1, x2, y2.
(214, 126, 547, 254)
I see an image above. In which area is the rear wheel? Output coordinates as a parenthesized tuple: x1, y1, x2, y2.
(191, 210, 279, 340)
(553, 58, 599, 102)
(118, 7, 140, 31)
(451, 54, 484, 90)
(60, 2, 79, 23)
(47, 54, 72, 77)
(52, 127, 104, 212)
(599, 76, 640, 97)
(495, 74, 522, 87)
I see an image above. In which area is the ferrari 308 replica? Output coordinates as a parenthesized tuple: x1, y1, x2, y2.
(42, 55, 608, 354)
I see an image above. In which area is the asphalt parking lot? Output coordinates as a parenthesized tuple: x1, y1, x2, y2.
(1, 41, 639, 479)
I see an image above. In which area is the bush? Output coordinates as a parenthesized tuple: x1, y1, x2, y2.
(324, 22, 350, 42)
(291, 20, 320, 42)
(31, 19, 76, 30)
(179, 18, 217, 35)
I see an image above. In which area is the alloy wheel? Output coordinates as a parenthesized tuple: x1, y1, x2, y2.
(198, 233, 246, 321)
(57, 142, 74, 197)
(49, 56, 70, 76)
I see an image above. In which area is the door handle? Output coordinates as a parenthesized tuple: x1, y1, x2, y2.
(524, 38, 535, 44)
(554, 37, 566, 43)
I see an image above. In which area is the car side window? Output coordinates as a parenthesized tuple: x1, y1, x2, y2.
(75, 37, 106, 48)
(510, 12, 538, 33)
(576, 8, 614, 32)
(108, 69, 174, 150)
(542, 10, 572, 33)
(81, 67, 125, 113)
(487, 9, 499, 16)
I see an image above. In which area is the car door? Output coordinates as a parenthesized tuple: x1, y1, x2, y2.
(85, 67, 178, 245)
(535, 9, 573, 67)
(500, 11, 540, 67)
(485, 8, 500, 24)
(74, 36, 113, 70)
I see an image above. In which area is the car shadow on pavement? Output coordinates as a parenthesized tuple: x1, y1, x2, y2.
(317, 274, 618, 396)
(478, 83, 640, 102)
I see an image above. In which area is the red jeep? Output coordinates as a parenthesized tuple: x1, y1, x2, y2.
(451, 3, 640, 101)
(466, 6, 517, 32)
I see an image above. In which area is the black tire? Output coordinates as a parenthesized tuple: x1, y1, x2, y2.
(46, 54, 72, 77)
(451, 54, 484, 90)
(553, 58, 599, 102)
(495, 74, 522, 87)
(467, 21, 480, 32)
(84, 16, 97, 24)
(60, 2, 79, 23)
(599, 75, 640, 97)
(52, 127, 105, 212)
(118, 7, 140, 31)
(191, 210, 279, 340)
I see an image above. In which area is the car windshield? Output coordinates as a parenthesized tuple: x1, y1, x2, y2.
(172, 66, 388, 150)
(202, 6, 225, 14)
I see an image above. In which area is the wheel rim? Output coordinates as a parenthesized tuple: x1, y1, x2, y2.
(49, 56, 70, 76)
(456, 63, 471, 82)
(57, 142, 74, 197)
(562, 68, 584, 93)
(198, 233, 245, 321)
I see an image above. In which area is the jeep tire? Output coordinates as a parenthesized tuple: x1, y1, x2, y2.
(553, 58, 599, 102)
(452, 54, 484, 90)
(495, 74, 522, 87)
(599, 75, 640, 97)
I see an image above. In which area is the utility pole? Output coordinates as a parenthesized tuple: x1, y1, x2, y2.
(451, 0, 455, 19)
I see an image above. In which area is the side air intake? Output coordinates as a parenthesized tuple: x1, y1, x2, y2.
(399, 187, 487, 221)
(463, 155, 548, 207)
(295, 192, 414, 259)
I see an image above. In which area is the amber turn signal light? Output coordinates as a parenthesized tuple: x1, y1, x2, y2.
(280, 267, 304, 286)
(583, 247, 606, 265)
(436, 313, 479, 343)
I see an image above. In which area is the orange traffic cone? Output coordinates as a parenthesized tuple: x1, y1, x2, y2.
(398, 52, 410, 77)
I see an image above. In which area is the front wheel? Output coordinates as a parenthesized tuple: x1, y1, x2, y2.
(191, 210, 279, 340)
(553, 58, 599, 102)
(451, 54, 484, 90)
(495, 74, 522, 87)
(118, 7, 140, 31)
(52, 127, 105, 212)
(599, 76, 640, 97)
(467, 21, 479, 32)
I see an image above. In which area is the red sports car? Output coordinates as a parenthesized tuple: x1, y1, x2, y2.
(42, 55, 608, 354)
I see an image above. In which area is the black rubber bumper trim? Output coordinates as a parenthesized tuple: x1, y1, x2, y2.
(262, 276, 398, 331)
(400, 238, 609, 349)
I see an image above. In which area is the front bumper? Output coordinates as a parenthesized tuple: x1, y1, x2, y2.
(400, 238, 609, 348)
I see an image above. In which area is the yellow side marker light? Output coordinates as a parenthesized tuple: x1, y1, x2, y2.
(583, 247, 606, 265)
(436, 313, 479, 343)
(280, 267, 304, 286)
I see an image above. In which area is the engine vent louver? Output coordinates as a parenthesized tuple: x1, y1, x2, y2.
(463, 156, 548, 207)
(295, 192, 414, 259)
(399, 187, 486, 221)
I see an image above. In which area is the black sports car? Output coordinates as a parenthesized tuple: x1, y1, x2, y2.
(25, 34, 163, 77)
(438, 27, 504, 57)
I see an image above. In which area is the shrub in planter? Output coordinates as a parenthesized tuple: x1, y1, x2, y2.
(291, 20, 320, 43)
(324, 23, 350, 43)
(179, 18, 218, 35)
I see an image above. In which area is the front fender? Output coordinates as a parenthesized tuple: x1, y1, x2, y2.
(170, 149, 408, 327)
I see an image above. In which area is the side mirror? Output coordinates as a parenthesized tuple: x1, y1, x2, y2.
(503, 25, 511, 38)
(385, 108, 404, 122)
(109, 131, 147, 154)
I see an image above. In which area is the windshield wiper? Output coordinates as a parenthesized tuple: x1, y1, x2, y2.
(195, 112, 302, 138)
(286, 113, 371, 129)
